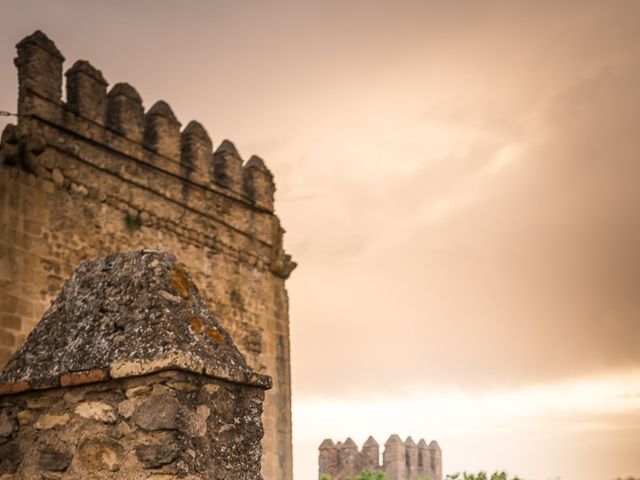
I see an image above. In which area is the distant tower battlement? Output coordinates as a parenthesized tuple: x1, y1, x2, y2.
(319, 435, 442, 480)
(0, 30, 295, 480)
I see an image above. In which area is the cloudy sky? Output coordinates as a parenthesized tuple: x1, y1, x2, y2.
(1, 1, 639, 479)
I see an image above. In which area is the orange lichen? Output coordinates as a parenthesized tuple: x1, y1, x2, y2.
(190, 316, 203, 334)
(204, 326, 225, 345)
(170, 267, 191, 299)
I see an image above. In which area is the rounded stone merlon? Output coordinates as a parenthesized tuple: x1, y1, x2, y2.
(429, 440, 441, 450)
(16, 30, 65, 60)
(319, 439, 336, 449)
(245, 155, 273, 176)
(342, 437, 357, 449)
(405, 436, 416, 446)
(147, 100, 180, 125)
(108, 82, 143, 103)
(65, 60, 108, 85)
(363, 436, 379, 447)
(215, 139, 240, 157)
(385, 434, 403, 445)
(417, 438, 428, 448)
(182, 120, 212, 144)
(1, 124, 19, 144)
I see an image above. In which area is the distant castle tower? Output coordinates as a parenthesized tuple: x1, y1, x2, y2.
(319, 435, 442, 480)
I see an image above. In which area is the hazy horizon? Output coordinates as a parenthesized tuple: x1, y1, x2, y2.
(1, 1, 639, 479)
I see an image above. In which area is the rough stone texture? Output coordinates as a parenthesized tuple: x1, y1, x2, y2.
(319, 435, 443, 480)
(0, 251, 269, 479)
(0, 370, 265, 479)
(0, 251, 269, 390)
(0, 30, 294, 480)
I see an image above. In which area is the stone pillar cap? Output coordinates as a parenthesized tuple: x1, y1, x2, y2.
(16, 30, 64, 60)
(363, 436, 379, 447)
(0, 250, 272, 395)
(385, 434, 403, 445)
(319, 439, 336, 449)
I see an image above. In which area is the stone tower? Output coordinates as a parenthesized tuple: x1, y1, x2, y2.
(360, 436, 380, 472)
(338, 438, 360, 479)
(0, 31, 295, 479)
(429, 441, 443, 480)
(383, 434, 406, 480)
(319, 439, 338, 479)
(319, 435, 442, 480)
(0, 251, 270, 478)
(405, 436, 418, 479)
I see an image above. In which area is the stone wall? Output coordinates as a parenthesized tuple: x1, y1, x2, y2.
(0, 370, 265, 479)
(0, 31, 295, 480)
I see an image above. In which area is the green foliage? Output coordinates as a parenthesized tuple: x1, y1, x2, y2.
(345, 470, 388, 480)
(320, 475, 332, 480)
(445, 472, 524, 480)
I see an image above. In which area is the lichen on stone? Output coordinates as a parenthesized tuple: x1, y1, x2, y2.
(0, 250, 271, 390)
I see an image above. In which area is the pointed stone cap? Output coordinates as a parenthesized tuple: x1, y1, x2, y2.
(246, 155, 273, 176)
(215, 139, 240, 157)
(342, 437, 358, 449)
(429, 440, 441, 450)
(363, 436, 379, 447)
(405, 436, 416, 447)
(385, 434, 403, 445)
(108, 82, 143, 102)
(0, 250, 271, 394)
(66, 60, 107, 85)
(319, 439, 336, 449)
(417, 439, 428, 448)
(147, 100, 180, 124)
(16, 30, 64, 60)
(183, 120, 211, 143)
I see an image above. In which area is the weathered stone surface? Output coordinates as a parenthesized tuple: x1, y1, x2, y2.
(15, 411, 32, 426)
(135, 442, 180, 468)
(125, 385, 151, 398)
(38, 447, 72, 471)
(185, 404, 210, 437)
(0, 442, 20, 474)
(117, 398, 138, 419)
(26, 396, 56, 410)
(33, 413, 70, 430)
(132, 393, 179, 431)
(0, 251, 269, 390)
(0, 371, 267, 479)
(74, 401, 116, 423)
(78, 437, 123, 472)
(0, 411, 15, 438)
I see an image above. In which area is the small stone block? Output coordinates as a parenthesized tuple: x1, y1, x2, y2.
(0, 381, 30, 396)
(60, 368, 106, 387)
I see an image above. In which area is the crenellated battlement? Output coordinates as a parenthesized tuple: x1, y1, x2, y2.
(8, 30, 278, 214)
(0, 30, 295, 480)
(319, 435, 442, 480)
